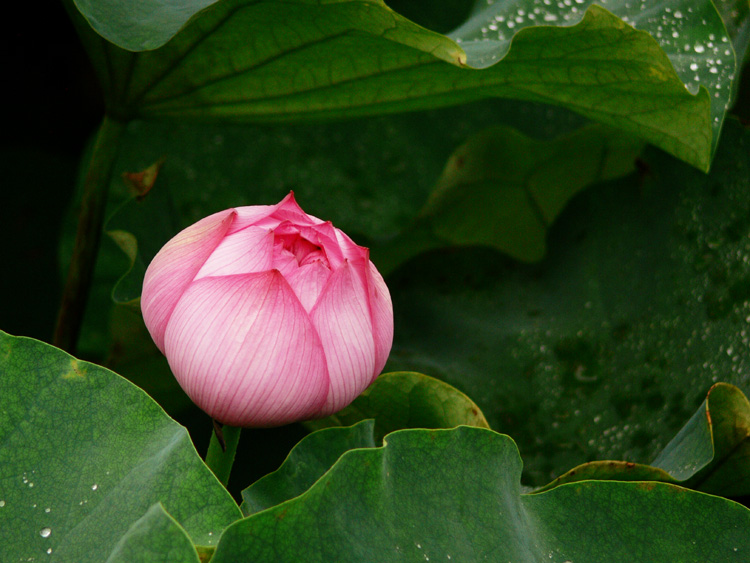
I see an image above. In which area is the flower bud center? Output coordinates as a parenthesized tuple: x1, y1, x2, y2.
(276, 232, 329, 268)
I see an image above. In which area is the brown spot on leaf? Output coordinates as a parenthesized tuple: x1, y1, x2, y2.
(62, 358, 86, 379)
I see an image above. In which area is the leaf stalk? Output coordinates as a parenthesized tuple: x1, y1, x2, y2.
(53, 115, 126, 353)
(206, 422, 242, 488)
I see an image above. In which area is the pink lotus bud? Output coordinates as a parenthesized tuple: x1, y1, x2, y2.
(141, 193, 393, 427)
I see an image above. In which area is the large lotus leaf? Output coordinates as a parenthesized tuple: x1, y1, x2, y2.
(535, 382, 750, 496)
(212, 426, 750, 562)
(306, 372, 489, 440)
(0, 332, 241, 561)
(65, 0, 737, 170)
(385, 118, 750, 486)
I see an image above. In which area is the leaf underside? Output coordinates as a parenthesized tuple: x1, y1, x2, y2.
(68, 0, 738, 170)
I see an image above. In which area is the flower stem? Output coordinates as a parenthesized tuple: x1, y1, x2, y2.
(205, 421, 242, 488)
(53, 115, 126, 353)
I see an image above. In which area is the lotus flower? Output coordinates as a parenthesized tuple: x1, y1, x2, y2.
(141, 193, 393, 427)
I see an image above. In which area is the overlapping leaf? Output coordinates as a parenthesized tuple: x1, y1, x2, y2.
(247, 382, 750, 531)
(215, 426, 750, 562)
(66, 0, 739, 169)
(0, 332, 241, 561)
(306, 371, 490, 439)
(241, 420, 378, 516)
(417, 124, 643, 263)
(536, 382, 750, 496)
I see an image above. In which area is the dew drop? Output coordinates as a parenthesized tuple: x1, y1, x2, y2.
(39, 528, 51, 538)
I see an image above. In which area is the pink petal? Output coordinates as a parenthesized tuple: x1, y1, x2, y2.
(270, 221, 302, 237)
(366, 262, 394, 377)
(163, 272, 329, 427)
(334, 227, 369, 262)
(229, 191, 318, 233)
(194, 226, 274, 280)
(271, 244, 301, 278)
(310, 261, 376, 416)
(304, 222, 345, 268)
(228, 205, 276, 234)
(231, 193, 324, 233)
(141, 209, 236, 353)
(269, 192, 324, 227)
(284, 260, 332, 313)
